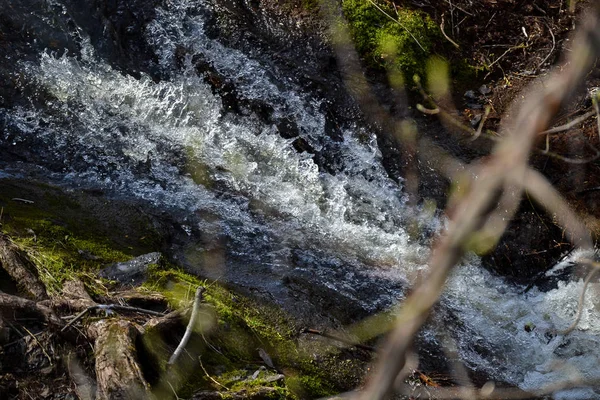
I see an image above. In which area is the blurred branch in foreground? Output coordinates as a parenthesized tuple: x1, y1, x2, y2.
(320, 0, 600, 398)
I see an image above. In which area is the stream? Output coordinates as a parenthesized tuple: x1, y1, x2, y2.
(1, 0, 600, 397)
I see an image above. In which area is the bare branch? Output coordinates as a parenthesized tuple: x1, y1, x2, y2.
(168, 287, 204, 366)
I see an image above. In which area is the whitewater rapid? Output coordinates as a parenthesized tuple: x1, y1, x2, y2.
(1, 0, 600, 397)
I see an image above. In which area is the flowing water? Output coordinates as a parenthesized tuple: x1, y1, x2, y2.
(2, 0, 600, 397)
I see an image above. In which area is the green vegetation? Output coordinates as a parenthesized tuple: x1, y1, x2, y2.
(143, 265, 356, 398)
(342, 0, 440, 81)
(340, 0, 486, 91)
(0, 181, 144, 295)
(0, 179, 365, 398)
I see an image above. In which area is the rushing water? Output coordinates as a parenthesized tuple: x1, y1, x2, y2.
(2, 0, 600, 397)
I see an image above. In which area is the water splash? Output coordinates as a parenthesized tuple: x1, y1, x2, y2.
(2, 0, 600, 396)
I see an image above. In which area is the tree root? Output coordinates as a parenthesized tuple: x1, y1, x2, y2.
(191, 388, 278, 399)
(0, 233, 47, 300)
(89, 319, 151, 400)
(0, 292, 61, 326)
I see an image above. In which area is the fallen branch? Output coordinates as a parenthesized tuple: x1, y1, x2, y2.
(168, 286, 204, 366)
(0, 292, 61, 326)
(61, 304, 166, 332)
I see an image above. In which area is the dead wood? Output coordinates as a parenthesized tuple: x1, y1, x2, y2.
(62, 279, 96, 306)
(62, 304, 165, 332)
(0, 233, 47, 300)
(115, 290, 169, 312)
(89, 319, 151, 400)
(168, 287, 204, 366)
(0, 292, 61, 326)
(144, 308, 185, 331)
(191, 387, 278, 399)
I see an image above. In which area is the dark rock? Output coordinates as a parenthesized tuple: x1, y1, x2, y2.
(470, 114, 482, 127)
(99, 252, 162, 285)
(482, 207, 569, 285)
(479, 84, 491, 95)
(464, 90, 478, 100)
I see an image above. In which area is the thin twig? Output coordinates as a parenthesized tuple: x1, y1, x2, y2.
(487, 43, 526, 70)
(538, 110, 595, 135)
(61, 304, 166, 332)
(168, 287, 204, 366)
(592, 89, 600, 141)
(440, 15, 460, 49)
(20, 324, 53, 366)
(11, 198, 34, 204)
(557, 259, 600, 335)
(536, 22, 556, 72)
(416, 104, 440, 114)
(442, 0, 473, 16)
(199, 355, 229, 390)
(472, 105, 491, 141)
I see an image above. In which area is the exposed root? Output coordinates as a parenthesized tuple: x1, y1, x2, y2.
(0, 292, 61, 326)
(0, 233, 48, 300)
(191, 388, 278, 399)
(89, 319, 151, 400)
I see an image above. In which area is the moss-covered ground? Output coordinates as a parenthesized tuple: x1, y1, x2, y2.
(0, 178, 368, 399)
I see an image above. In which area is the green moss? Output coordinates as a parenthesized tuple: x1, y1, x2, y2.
(0, 179, 367, 399)
(342, 0, 440, 81)
(144, 265, 365, 399)
(0, 179, 165, 295)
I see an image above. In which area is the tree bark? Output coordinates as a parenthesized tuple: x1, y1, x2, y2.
(0, 234, 47, 300)
(89, 319, 151, 400)
(0, 292, 61, 326)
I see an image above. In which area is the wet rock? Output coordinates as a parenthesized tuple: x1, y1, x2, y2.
(99, 252, 162, 285)
(464, 90, 478, 100)
(482, 207, 568, 285)
(479, 84, 492, 95)
(470, 114, 482, 127)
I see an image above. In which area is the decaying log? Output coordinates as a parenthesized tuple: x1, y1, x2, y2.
(0, 233, 47, 300)
(89, 319, 151, 400)
(191, 387, 278, 399)
(41, 279, 98, 313)
(0, 292, 61, 326)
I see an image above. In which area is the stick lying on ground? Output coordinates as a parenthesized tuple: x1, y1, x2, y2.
(168, 286, 205, 366)
(61, 304, 166, 332)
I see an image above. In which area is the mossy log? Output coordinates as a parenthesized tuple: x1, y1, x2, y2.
(0, 233, 48, 300)
(89, 319, 151, 400)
